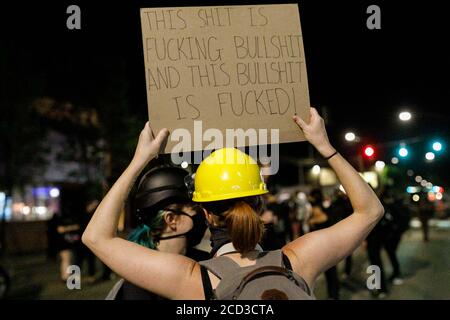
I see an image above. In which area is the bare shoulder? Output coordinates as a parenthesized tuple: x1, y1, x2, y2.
(172, 259, 206, 299)
(282, 238, 316, 290)
(207, 270, 221, 290)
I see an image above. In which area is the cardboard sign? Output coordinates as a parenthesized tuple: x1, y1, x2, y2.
(140, 4, 310, 152)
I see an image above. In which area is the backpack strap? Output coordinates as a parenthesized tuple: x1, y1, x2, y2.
(282, 252, 293, 270)
(282, 252, 312, 296)
(199, 256, 242, 300)
(200, 265, 215, 300)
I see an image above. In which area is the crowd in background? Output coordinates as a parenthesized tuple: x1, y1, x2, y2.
(45, 181, 440, 299)
(46, 197, 111, 284)
(259, 185, 437, 299)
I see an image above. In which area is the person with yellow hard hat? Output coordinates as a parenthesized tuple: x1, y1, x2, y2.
(184, 147, 269, 257)
(82, 108, 384, 300)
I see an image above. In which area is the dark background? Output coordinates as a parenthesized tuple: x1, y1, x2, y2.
(1, 0, 449, 186)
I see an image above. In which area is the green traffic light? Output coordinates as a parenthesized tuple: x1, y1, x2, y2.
(432, 141, 443, 152)
(398, 147, 409, 158)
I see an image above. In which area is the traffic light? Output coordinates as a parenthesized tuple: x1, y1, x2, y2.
(432, 141, 443, 152)
(363, 145, 375, 158)
(432, 186, 444, 193)
(398, 146, 409, 158)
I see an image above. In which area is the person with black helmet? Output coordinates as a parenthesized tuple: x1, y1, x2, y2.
(105, 165, 208, 300)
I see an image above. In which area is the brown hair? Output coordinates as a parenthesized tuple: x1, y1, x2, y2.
(225, 201, 265, 253)
(204, 196, 265, 254)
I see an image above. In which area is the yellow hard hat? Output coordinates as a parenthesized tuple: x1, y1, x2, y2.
(192, 148, 268, 202)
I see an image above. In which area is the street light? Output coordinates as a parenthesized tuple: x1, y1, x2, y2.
(391, 157, 399, 164)
(425, 152, 435, 161)
(344, 132, 356, 142)
(49, 188, 60, 198)
(399, 111, 412, 121)
(375, 161, 385, 172)
(312, 165, 321, 175)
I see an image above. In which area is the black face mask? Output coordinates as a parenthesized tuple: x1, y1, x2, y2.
(157, 209, 207, 247)
(205, 198, 264, 256)
(208, 224, 231, 257)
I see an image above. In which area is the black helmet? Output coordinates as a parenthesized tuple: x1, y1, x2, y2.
(134, 165, 190, 221)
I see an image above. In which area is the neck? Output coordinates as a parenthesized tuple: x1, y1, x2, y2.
(156, 236, 187, 255)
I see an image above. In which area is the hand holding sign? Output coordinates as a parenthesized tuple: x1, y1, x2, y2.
(293, 108, 336, 158)
(132, 122, 169, 168)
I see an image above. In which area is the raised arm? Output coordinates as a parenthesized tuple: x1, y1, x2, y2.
(82, 123, 204, 299)
(283, 108, 384, 290)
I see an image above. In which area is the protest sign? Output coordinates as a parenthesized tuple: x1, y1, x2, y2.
(140, 4, 310, 152)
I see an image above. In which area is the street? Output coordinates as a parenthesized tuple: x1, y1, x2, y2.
(4, 222, 450, 300)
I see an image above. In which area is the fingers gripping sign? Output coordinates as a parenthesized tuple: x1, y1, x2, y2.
(293, 107, 336, 158)
(132, 122, 170, 168)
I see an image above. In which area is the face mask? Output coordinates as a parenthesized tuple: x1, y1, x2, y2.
(157, 209, 207, 247)
(208, 224, 231, 257)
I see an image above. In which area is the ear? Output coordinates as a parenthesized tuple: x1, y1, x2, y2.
(203, 208, 215, 225)
(163, 212, 178, 231)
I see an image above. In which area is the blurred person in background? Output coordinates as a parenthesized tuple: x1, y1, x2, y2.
(380, 188, 411, 285)
(260, 193, 287, 250)
(106, 165, 208, 300)
(294, 190, 312, 237)
(308, 188, 340, 300)
(418, 194, 434, 242)
(365, 193, 390, 297)
(275, 192, 293, 242)
(55, 188, 85, 282)
(74, 196, 99, 284)
(46, 213, 59, 261)
(55, 215, 80, 282)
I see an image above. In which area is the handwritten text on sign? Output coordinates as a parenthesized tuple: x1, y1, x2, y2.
(140, 4, 310, 152)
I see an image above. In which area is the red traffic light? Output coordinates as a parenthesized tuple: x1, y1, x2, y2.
(363, 145, 375, 158)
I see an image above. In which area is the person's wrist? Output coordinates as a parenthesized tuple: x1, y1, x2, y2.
(316, 143, 336, 158)
(130, 154, 152, 173)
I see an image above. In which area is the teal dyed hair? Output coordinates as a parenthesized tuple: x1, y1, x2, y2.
(128, 209, 166, 249)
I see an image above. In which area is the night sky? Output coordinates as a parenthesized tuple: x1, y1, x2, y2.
(2, 0, 449, 186)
